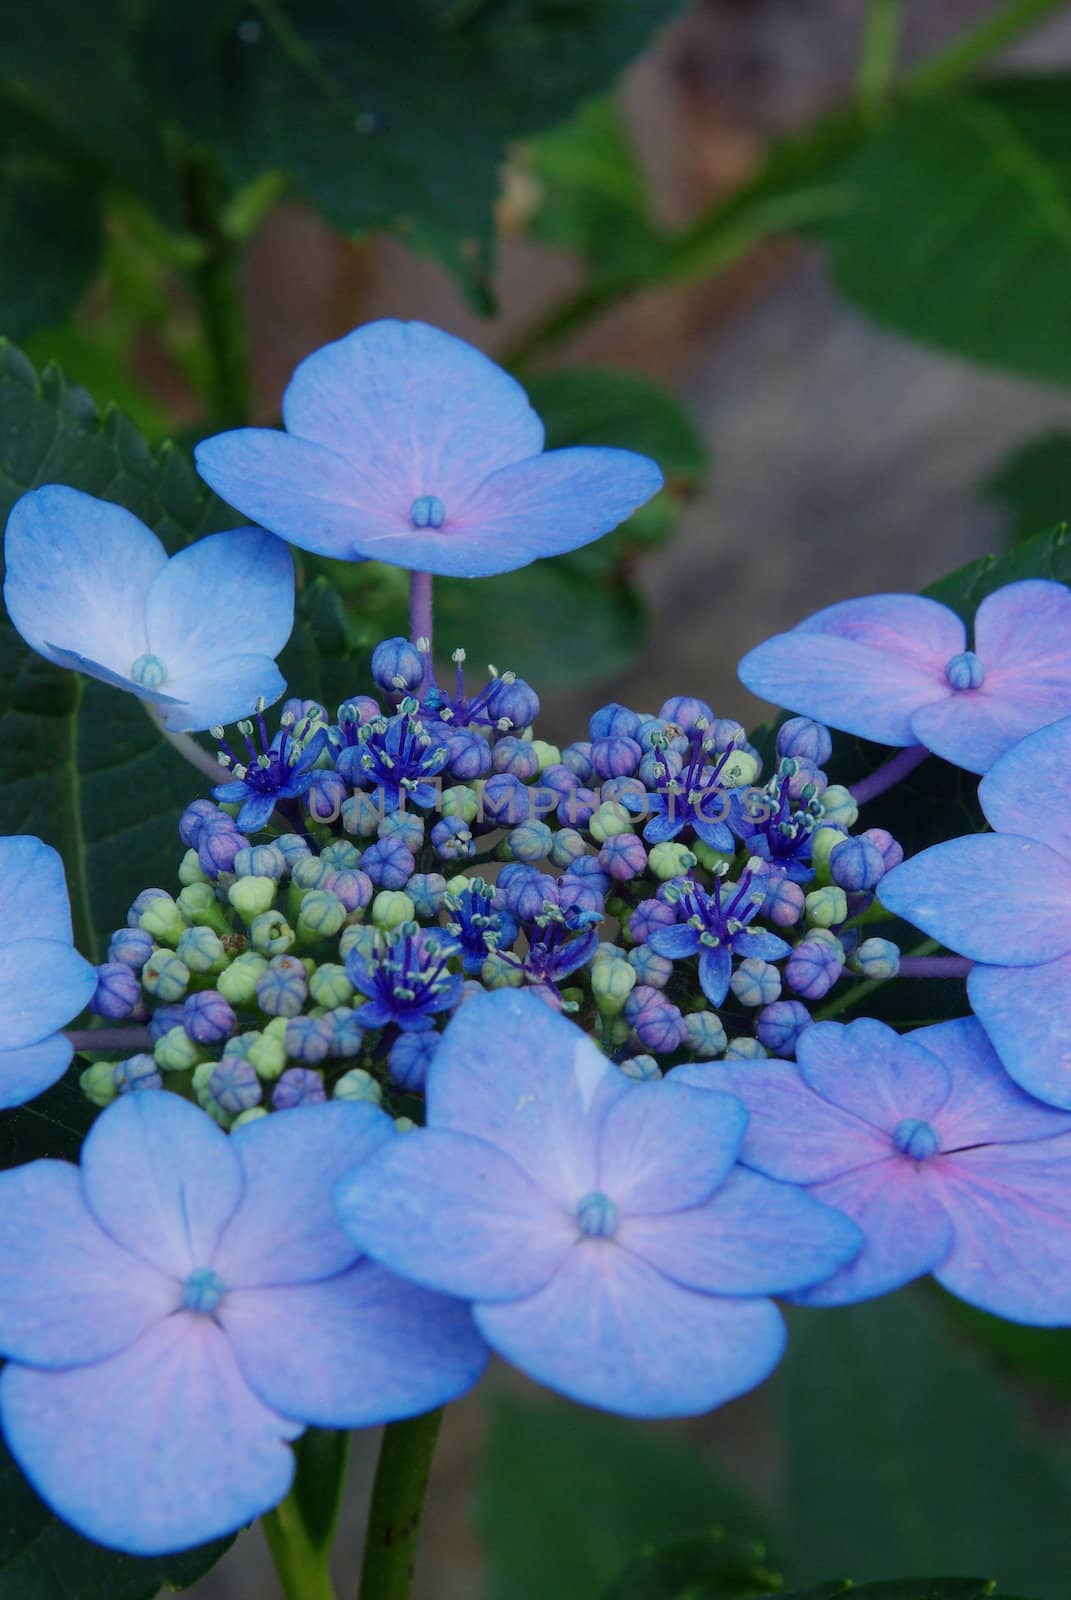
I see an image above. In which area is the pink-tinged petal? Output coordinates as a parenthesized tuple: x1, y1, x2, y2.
(789, 1159, 953, 1306)
(0, 1315, 299, 1555)
(334, 1128, 574, 1302)
(195, 430, 407, 560)
(157, 653, 288, 733)
(0, 1034, 74, 1110)
(475, 1244, 787, 1418)
(620, 1168, 862, 1295)
(3, 486, 163, 678)
(880, 834, 1071, 965)
(738, 633, 951, 746)
(223, 1261, 487, 1427)
(794, 593, 966, 666)
(596, 1080, 747, 1214)
(669, 1060, 888, 1183)
(216, 1102, 393, 1288)
(978, 714, 1071, 859)
(0, 938, 96, 1048)
(0, 836, 74, 942)
(281, 319, 544, 500)
(909, 690, 1050, 775)
(968, 954, 1071, 1109)
(913, 1017, 1071, 1146)
(796, 1019, 950, 1133)
(80, 1092, 242, 1279)
(427, 991, 629, 1208)
(974, 579, 1071, 684)
(0, 1161, 176, 1367)
(933, 1138, 1071, 1321)
(145, 528, 294, 667)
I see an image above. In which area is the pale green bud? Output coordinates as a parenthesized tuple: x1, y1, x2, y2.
(80, 1059, 118, 1108)
(821, 785, 859, 828)
(178, 848, 211, 887)
(481, 952, 524, 989)
(154, 1025, 201, 1073)
(177, 925, 227, 975)
(530, 739, 561, 772)
(440, 785, 479, 822)
(605, 1016, 632, 1047)
(724, 1037, 769, 1061)
(371, 891, 415, 931)
(588, 800, 633, 844)
(718, 750, 760, 789)
(142, 949, 190, 1001)
(394, 1116, 417, 1133)
(810, 826, 847, 877)
(691, 841, 735, 873)
(805, 886, 848, 929)
(229, 876, 278, 921)
(340, 923, 377, 962)
(334, 1068, 383, 1105)
(683, 1010, 728, 1059)
(232, 1106, 269, 1129)
(250, 909, 295, 956)
(648, 841, 698, 881)
(139, 894, 186, 946)
(217, 951, 268, 1005)
(247, 1016, 289, 1080)
(591, 941, 628, 965)
(297, 889, 347, 944)
(591, 958, 636, 1016)
(177, 882, 229, 934)
(309, 963, 354, 1008)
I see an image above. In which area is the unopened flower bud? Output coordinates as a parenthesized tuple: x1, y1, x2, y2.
(731, 958, 782, 1008)
(326, 1006, 364, 1058)
(820, 785, 858, 828)
(481, 951, 524, 989)
(810, 825, 848, 876)
(371, 636, 425, 693)
(852, 936, 901, 980)
(591, 958, 636, 1016)
(389, 1030, 439, 1091)
(296, 889, 348, 944)
(627, 944, 673, 989)
(273, 1067, 327, 1109)
(618, 1053, 661, 1082)
(431, 816, 474, 860)
(139, 894, 186, 946)
(724, 1037, 768, 1061)
(154, 1025, 202, 1074)
(647, 842, 698, 881)
(371, 890, 416, 931)
(228, 876, 278, 922)
(250, 910, 295, 957)
(830, 836, 885, 893)
(804, 886, 848, 929)
(80, 1059, 118, 1107)
(256, 954, 308, 1017)
(178, 849, 211, 887)
(142, 949, 190, 1002)
(177, 925, 227, 975)
(407, 873, 447, 918)
(756, 999, 812, 1056)
(599, 832, 647, 882)
(285, 1015, 333, 1064)
(762, 875, 805, 927)
(113, 1053, 162, 1093)
(247, 1016, 290, 1079)
(786, 930, 844, 1000)
(861, 827, 903, 872)
(89, 962, 141, 1020)
(217, 950, 269, 1005)
(183, 989, 236, 1045)
(776, 717, 832, 767)
(486, 676, 539, 729)
(234, 842, 288, 881)
(108, 926, 153, 971)
(658, 696, 713, 734)
(309, 963, 354, 1009)
(506, 820, 553, 863)
(334, 1067, 383, 1104)
(625, 986, 685, 1053)
(683, 1010, 727, 1059)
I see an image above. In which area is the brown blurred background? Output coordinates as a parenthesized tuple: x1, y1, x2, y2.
(188, 1, 1071, 1593)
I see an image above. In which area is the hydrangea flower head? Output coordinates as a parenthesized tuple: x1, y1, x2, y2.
(677, 1016, 1071, 1319)
(0, 1092, 485, 1553)
(194, 320, 664, 578)
(880, 714, 1071, 1106)
(335, 990, 861, 1418)
(4, 487, 294, 732)
(738, 581, 1071, 773)
(0, 836, 96, 1107)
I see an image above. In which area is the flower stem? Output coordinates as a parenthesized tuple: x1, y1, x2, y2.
(263, 1430, 350, 1600)
(357, 1408, 444, 1600)
(65, 1027, 153, 1053)
(815, 936, 940, 1021)
(897, 954, 973, 978)
(849, 744, 929, 806)
(146, 707, 231, 784)
(409, 571, 434, 653)
(858, 0, 904, 110)
(904, 0, 1068, 97)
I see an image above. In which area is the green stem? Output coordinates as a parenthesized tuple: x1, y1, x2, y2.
(814, 937, 940, 1022)
(263, 1431, 350, 1600)
(858, 0, 904, 110)
(904, 0, 1069, 97)
(183, 155, 252, 425)
(357, 1409, 444, 1600)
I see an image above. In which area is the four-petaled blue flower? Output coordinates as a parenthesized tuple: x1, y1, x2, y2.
(880, 714, 1071, 1108)
(4, 486, 294, 732)
(345, 926, 463, 1031)
(0, 1092, 486, 1554)
(622, 731, 739, 850)
(443, 880, 518, 975)
(647, 868, 791, 1006)
(0, 836, 96, 1108)
(681, 1016, 1071, 1319)
(738, 581, 1071, 774)
(334, 991, 861, 1418)
(730, 769, 821, 882)
(194, 320, 663, 578)
(213, 712, 331, 832)
(337, 703, 448, 814)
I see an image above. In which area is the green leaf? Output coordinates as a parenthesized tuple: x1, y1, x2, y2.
(824, 80, 1071, 387)
(142, 0, 686, 304)
(525, 97, 663, 278)
(780, 1292, 1071, 1597)
(0, 102, 103, 340)
(604, 1531, 781, 1599)
(0, 340, 230, 950)
(0, 1065, 94, 1171)
(0, 1435, 231, 1600)
(985, 433, 1071, 546)
(767, 1583, 1005, 1600)
(437, 559, 647, 689)
(479, 1393, 773, 1600)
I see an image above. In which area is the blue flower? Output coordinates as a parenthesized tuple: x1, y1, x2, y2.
(646, 868, 790, 1006)
(729, 769, 821, 883)
(213, 713, 331, 832)
(444, 880, 519, 975)
(880, 714, 1071, 1108)
(334, 991, 860, 1418)
(621, 728, 739, 850)
(678, 1016, 1071, 1319)
(0, 836, 96, 1108)
(0, 1092, 486, 1553)
(738, 581, 1071, 774)
(194, 320, 663, 579)
(345, 926, 463, 1031)
(336, 703, 447, 814)
(4, 487, 294, 732)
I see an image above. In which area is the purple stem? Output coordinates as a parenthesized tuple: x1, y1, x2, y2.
(850, 744, 930, 806)
(897, 956, 974, 979)
(65, 1027, 154, 1053)
(409, 569, 434, 668)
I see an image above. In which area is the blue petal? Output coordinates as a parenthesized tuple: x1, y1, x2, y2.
(733, 929, 791, 962)
(693, 818, 734, 851)
(0, 835, 76, 944)
(978, 714, 1071, 858)
(1, 1318, 299, 1554)
(156, 654, 288, 733)
(0, 938, 96, 1049)
(3, 485, 164, 683)
(647, 924, 701, 961)
(698, 946, 732, 1006)
(643, 811, 683, 844)
(597, 1079, 747, 1212)
(145, 528, 294, 668)
(236, 792, 278, 833)
(0, 1035, 75, 1111)
(213, 779, 252, 804)
(968, 954, 1071, 1109)
(546, 928, 600, 980)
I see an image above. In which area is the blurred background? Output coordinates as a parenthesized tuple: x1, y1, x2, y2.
(6, 1, 1071, 1595)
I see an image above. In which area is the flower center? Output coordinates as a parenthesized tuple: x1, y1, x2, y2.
(182, 1266, 226, 1314)
(130, 652, 168, 688)
(410, 495, 446, 529)
(892, 1118, 941, 1161)
(576, 1191, 620, 1238)
(944, 650, 985, 691)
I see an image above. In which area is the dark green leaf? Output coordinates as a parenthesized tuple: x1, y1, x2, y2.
(767, 1582, 1001, 1600)
(825, 81, 1071, 386)
(480, 1393, 773, 1600)
(604, 1530, 781, 1599)
(985, 433, 1071, 547)
(0, 1066, 94, 1172)
(781, 1293, 1071, 1598)
(0, 1435, 231, 1599)
(279, 573, 367, 712)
